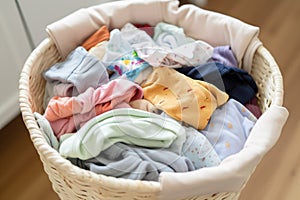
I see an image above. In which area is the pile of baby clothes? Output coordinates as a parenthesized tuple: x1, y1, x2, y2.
(35, 22, 260, 182)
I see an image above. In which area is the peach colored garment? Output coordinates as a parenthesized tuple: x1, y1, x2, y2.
(88, 41, 108, 60)
(44, 79, 143, 137)
(81, 25, 110, 50)
(129, 99, 159, 113)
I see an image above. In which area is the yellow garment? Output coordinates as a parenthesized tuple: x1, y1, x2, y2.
(142, 67, 229, 130)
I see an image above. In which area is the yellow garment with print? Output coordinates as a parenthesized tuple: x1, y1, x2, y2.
(142, 67, 229, 130)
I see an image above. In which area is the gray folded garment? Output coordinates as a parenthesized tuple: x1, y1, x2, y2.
(69, 142, 195, 181)
(43, 46, 109, 108)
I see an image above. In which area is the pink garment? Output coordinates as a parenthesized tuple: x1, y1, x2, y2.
(133, 23, 154, 37)
(44, 79, 143, 137)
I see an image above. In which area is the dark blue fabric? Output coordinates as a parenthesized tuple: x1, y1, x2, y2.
(176, 62, 258, 104)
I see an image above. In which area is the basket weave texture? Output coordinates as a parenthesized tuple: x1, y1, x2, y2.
(19, 27, 283, 200)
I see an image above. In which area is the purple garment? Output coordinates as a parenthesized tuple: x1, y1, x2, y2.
(211, 45, 238, 67)
(245, 97, 262, 118)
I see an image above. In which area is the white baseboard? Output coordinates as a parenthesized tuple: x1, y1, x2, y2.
(0, 93, 20, 130)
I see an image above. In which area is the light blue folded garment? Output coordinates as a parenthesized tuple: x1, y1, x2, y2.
(43, 46, 109, 96)
(202, 99, 257, 160)
(102, 23, 155, 64)
(153, 22, 195, 49)
(34, 112, 59, 151)
(182, 126, 221, 169)
(160, 112, 221, 169)
(68, 142, 195, 181)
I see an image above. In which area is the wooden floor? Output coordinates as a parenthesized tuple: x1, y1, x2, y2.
(1, 0, 299, 199)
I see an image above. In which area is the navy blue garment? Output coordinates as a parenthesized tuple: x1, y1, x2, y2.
(176, 62, 258, 105)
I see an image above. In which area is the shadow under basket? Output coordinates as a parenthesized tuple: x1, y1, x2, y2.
(18, 4, 284, 200)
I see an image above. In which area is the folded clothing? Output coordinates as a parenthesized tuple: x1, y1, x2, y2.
(34, 112, 59, 150)
(107, 50, 150, 82)
(133, 23, 154, 37)
(153, 22, 195, 49)
(88, 41, 108, 61)
(182, 126, 221, 169)
(137, 40, 214, 68)
(142, 66, 229, 130)
(59, 108, 186, 160)
(176, 62, 258, 104)
(129, 99, 159, 114)
(68, 142, 195, 181)
(43, 46, 109, 97)
(159, 112, 221, 169)
(102, 23, 156, 63)
(103, 22, 213, 69)
(202, 99, 257, 160)
(211, 45, 238, 68)
(44, 78, 143, 137)
(81, 25, 110, 51)
(245, 97, 262, 118)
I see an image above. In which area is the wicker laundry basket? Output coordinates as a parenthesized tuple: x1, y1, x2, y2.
(19, 1, 285, 200)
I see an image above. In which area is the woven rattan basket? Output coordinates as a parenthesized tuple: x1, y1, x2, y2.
(19, 1, 284, 200)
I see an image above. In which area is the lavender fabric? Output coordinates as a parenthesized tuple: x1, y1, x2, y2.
(211, 45, 238, 68)
(202, 99, 257, 160)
